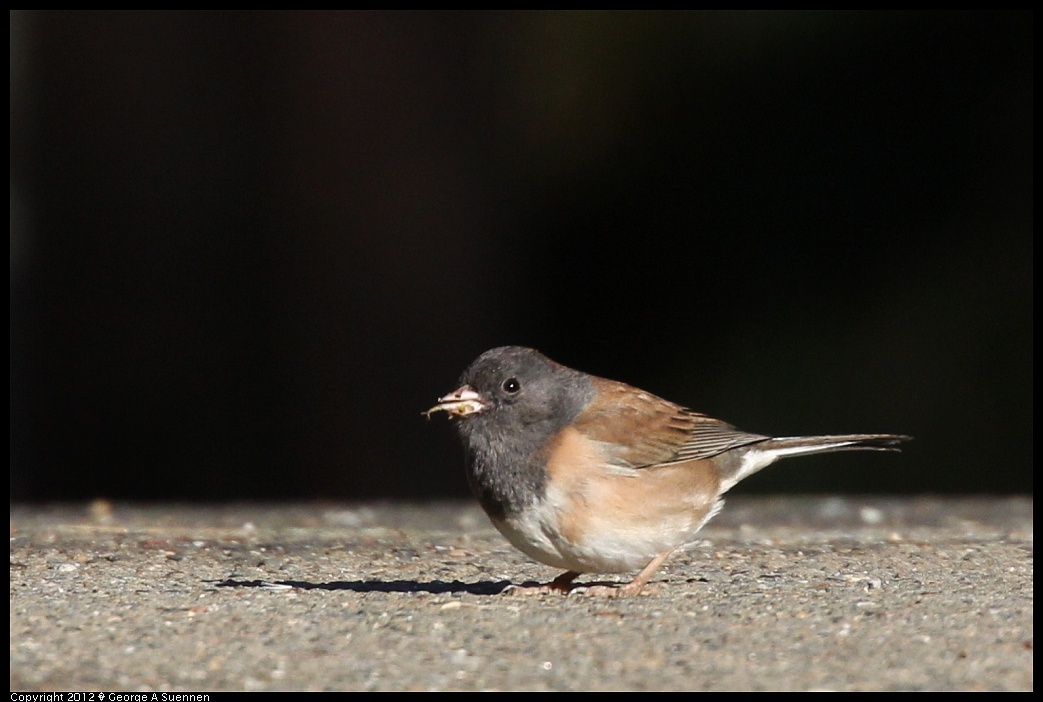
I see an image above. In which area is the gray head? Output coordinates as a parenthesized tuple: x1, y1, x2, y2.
(431, 346, 596, 516)
(456, 347, 592, 428)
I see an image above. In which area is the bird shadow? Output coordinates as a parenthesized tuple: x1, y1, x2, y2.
(208, 578, 515, 596)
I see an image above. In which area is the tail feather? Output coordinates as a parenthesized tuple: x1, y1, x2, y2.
(719, 434, 911, 493)
(758, 434, 911, 456)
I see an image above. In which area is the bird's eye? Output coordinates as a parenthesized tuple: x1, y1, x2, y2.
(501, 377, 520, 394)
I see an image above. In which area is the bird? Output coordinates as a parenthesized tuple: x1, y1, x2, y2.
(426, 346, 910, 597)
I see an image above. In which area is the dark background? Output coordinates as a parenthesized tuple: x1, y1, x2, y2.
(10, 11, 1032, 501)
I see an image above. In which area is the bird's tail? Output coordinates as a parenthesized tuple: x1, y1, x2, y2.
(719, 434, 912, 493)
(757, 434, 911, 457)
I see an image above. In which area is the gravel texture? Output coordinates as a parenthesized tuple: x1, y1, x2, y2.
(10, 497, 1033, 691)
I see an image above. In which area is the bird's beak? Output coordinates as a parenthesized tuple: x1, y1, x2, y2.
(424, 385, 487, 419)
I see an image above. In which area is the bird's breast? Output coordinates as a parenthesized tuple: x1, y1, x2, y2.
(486, 426, 728, 573)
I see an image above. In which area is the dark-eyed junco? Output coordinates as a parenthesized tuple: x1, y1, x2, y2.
(427, 346, 910, 597)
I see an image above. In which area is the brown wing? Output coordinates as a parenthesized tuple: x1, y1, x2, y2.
(573, 377, 769, 469)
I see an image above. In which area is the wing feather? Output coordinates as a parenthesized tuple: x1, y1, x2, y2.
(573, 378, 768, 469)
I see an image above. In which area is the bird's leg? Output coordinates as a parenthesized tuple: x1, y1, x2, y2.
(580, 551, 674, 598)
(549, 570, 582, 591)
(503, 570, 580, 596)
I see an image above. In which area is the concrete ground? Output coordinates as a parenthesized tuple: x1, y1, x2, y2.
(10, 497, 1033, 691)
